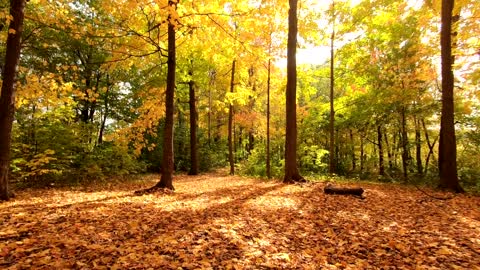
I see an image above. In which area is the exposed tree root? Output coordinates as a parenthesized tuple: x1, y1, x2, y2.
(134, 185, 174, 196)
(283, 174, 306, 184)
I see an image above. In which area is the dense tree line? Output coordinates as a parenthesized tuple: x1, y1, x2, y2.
(1, 0, 479, 200)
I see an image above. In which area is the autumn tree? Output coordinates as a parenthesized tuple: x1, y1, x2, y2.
(0, 0, 27, 201)
(152, 0, 177, 190)
(187, 67, 198, 175)
(228, 60, 236, 175)
(438, 0, 463, 192)
(284, 0, 304, 183)
(328, 0, 336, 175)
(266, 58, 271, 178)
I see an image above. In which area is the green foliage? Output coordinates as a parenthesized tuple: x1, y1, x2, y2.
(11, 113, 146, 187)
(299, 145, 329, 174)
(457, 130, 480, 191)
(4, 0, 479, 193)
(73, 143, 147, 182)
(239, 141, 283, 178)
(198, 139, 228, 172)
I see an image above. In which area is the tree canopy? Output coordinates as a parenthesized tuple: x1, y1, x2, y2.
(0, 0, 479, 195)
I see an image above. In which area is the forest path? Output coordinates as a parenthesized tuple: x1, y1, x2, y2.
(1, 172, 479, 269)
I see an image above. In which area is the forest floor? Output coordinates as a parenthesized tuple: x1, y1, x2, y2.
(1, 171, 480, 269)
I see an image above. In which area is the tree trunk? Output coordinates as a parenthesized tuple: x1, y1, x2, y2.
(422, 119, 437, 173)
(98, 74, 111, 145)
(360, 133, 365, 173)
(377, 125, 385, 176)
(350, 129, 356, 172)
(0, 0, 26, 201)
(414, 117, 423, 175)
(266, 59, 271, 179)
(384, 131, 393, 170)
(400, 107, 409, 180)
(208, 70, 215, 145)
(236, 127, 242, 161)
(284, 0, 304, 183)
(439, 0, 463, 192)
(188, 75, 198, 175)
(228, 60, 236, 175)
(88, 71, 101, 122)
(393, 131, 398, 168)
(155, 0, 177, 190)
(248, 133, 254, 155)
(329, 0, 336, 175)
(247, 67, 256, 156)
(177, 106, 185, 166)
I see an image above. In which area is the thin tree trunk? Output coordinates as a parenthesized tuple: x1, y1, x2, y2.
(188, 74, 198, 175)
(0, 0, 26, 201)
(329, 0, 336, 175)
(350, 129, 356, 172)
(384, 130, 393, 170)
(266, 59, 271, 179)
(284, 0, 304, 183)
(247, 132, 254, 155)
(98, 74, 111, 145)
(438, 0, 463, 192)
(414, 116, 423, 175)
(392, 131, 398, 168)
(177, 103, 184, 166)
(247, 68, 256, 155)
(236, 127, 242, 161)
(422, 119, 437, 173)
(155, 0, 177, 190)
(400, 107, 409, 180)
(228, 60, 236, 175)
(88, 71, 101, 122)
(360, 134, 364, 173)
(208, 70, 214, 144)
(377, 125, 385, 176)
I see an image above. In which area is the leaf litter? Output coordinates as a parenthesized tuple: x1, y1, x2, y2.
(1, 172, 479, 269)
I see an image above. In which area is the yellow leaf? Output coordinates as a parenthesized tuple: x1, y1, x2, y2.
(5, 15, 13, 24)
(8, 28, 16, 34)
(437, 246, 452, 255)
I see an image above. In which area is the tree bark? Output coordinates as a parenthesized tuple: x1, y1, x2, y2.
(266, 59, 271, 179)
(384, 131, 393, 170)
(377, 125, 385, 176)
(284, 0, 304, 183)
(155, 0, 177, 190)
(328, 0, 336, 175)
(228, 60, 236, 175)
(0, 0, 26, 201)
(393, 131, 398, 168)
(422, 119, 437, 173)
(324, 184, 364, 196)
(414, 117, 423, 175)
(400, 107, 409, 180)
(207, 70, 215, 144)
(188, 75, 198, 175)
(439, 0, 463, 192)
(360, 131, 365, 173)
(350, 129, 356, 172)
(98, 74, 111, 145)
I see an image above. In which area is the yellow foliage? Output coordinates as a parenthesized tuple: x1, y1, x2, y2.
(16, 72, 76, 110)
(113, 87, 166, 156)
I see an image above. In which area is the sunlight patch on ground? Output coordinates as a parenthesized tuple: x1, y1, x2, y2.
(246, 195, 300, 210)
(2, 172, 480, 269)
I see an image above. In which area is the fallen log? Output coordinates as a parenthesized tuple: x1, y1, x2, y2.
(324, 184, 364, 197)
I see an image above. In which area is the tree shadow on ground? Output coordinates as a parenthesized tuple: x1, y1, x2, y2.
(1, 173, 480, 269)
